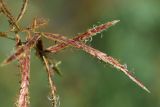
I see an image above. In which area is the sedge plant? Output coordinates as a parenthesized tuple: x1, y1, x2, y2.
(0, 0, 150, 107)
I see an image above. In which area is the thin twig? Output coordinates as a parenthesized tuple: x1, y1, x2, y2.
(43, 56, 58, 107)
(0, 0, 20, 30)
(16, 0, 29, 22)
(0, 0, 13, 19)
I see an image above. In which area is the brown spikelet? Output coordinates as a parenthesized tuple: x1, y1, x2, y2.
(16, 35, 31, 107)
(42, 33, 150, 93)
(30, 18, 48, 30)
(78, 44, 150, 93)
(1, 34, 40, 65)
(16, 47, 30, 107)
(45, 20, 119, 53)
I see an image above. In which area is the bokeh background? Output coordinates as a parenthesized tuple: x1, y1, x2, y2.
(0, 0, 160, 107)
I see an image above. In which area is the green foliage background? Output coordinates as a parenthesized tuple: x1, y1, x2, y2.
(0, 0, 160, 107)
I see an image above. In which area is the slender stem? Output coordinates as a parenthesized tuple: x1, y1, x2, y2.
(16, 0, 29, 22)
(0, 0, 20, 30)
(43, 56, 58, 107)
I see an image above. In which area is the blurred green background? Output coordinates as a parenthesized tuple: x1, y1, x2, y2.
(0, 0, 160, 107)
